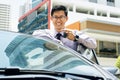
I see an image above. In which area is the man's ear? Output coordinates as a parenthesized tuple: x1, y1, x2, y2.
(50, 16, 53, 20)
(66, 16, 68, 21)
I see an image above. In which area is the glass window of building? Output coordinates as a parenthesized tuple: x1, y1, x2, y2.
(89, 0, 97, 3)
(110, 14, 120, 18)
(118, 43, 120, 55)
(76, 8, 88, 14)
(97, 11, 107, 17)
(99, 41, 116, 57)
(107, 0, 115, 7)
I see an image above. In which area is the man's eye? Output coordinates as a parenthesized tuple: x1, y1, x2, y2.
(53, 16, 59, 18)
(52, 16, 66, 19)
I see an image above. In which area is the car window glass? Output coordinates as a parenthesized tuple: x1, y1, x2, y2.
(0, 31, 19, 67)
(0, 31, 102, 76)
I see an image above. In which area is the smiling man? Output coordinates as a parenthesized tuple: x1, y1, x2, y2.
(51, 6, 68, 33)
(33, 5, 97, 52)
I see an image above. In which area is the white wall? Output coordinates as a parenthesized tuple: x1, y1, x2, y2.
(66, 12, 87, 25)
(97, 0, 106, 5)
(67, 11, 120, 26)
(115, 0, 120, 8)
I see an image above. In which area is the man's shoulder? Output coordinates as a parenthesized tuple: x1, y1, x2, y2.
(32, 29, 55, 39)
(32, 29, 51, 35)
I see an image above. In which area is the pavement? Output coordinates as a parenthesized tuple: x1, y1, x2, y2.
(97, 57, 117, 67)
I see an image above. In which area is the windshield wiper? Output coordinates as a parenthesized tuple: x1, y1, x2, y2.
(0, 68, 104, 80)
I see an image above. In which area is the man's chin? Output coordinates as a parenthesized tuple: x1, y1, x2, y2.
(56, 25, 62, 27)
(56, 28, 63, 32)
(56, 26, 62, 29)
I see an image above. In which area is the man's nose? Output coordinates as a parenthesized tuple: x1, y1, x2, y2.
(56, 17, 62, 21)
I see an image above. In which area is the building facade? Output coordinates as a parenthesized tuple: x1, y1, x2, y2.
(0, 4, 10, 30)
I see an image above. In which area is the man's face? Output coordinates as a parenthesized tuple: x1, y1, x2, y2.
(51, 10, 68, 32)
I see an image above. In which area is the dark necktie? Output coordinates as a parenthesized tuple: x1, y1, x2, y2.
(56, 33, 62, 40)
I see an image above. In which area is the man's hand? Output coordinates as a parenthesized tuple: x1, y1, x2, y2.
(63, 29, 75, 41)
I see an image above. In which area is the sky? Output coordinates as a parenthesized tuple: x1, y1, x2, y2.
(0, 0, 26, 31)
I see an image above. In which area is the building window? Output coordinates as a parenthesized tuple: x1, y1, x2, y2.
(69, 5, 73, 11)
(110, 14, 120, 18)
(99, 41, 116, 57)
(89, 0, 97, 3)
(76, 8, 88, 14)
(118, 43, 120, 55)
(107, 0, 115, 7)
(97, 11, 107, 17)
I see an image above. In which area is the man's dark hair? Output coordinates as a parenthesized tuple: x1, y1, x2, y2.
(51, 5, 68, 16)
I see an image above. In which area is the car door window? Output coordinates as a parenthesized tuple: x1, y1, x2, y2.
(0, 31, 103, 77)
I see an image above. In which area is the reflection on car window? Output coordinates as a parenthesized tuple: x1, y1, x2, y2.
(4, 34, 88, 69)
(3, 32, 102, 76)
(5, 35, 47, 68)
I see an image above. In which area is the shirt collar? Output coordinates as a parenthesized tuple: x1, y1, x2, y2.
(54, 31, 64, 36)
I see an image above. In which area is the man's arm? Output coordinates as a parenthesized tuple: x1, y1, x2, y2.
(62, 29, 97, 49)
(74, 30, 97, 49)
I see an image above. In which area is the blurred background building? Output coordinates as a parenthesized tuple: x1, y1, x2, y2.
(18, 0, 48, 34)
(0, 4, 10, 30)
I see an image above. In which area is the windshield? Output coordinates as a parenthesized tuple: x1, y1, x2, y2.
(0, 30, 103, 77)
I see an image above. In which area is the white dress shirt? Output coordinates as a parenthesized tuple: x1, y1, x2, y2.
(32, 29, 97, 51)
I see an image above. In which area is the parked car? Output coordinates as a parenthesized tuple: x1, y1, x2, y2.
(0, 30, 118, 80)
